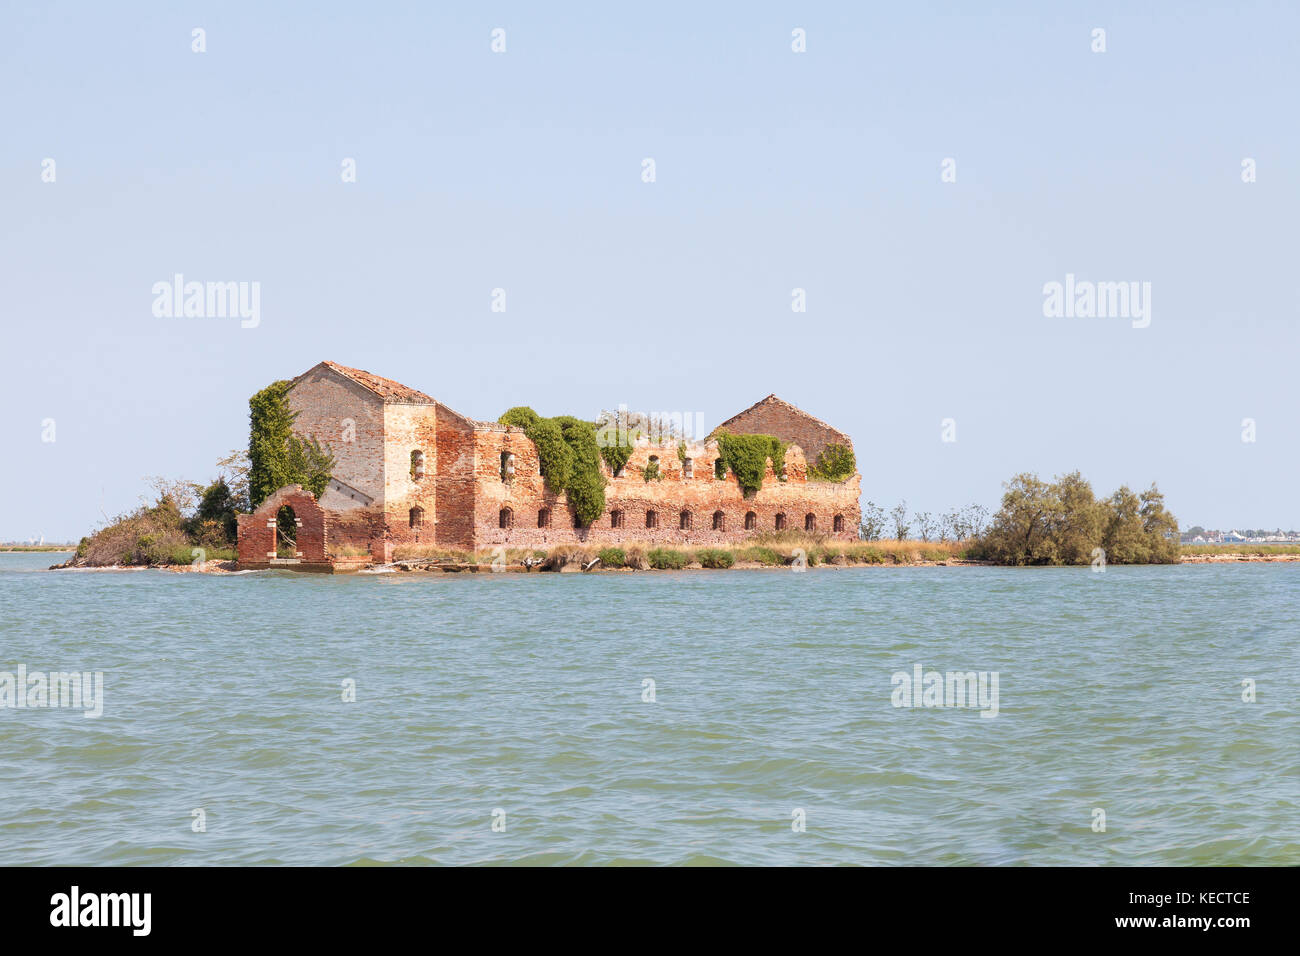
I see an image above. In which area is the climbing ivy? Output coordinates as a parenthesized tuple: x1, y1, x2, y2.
(248, 380, 334, 507)
(599, 440, 635, 476)
(713, 430, 787, 498)
(807, 443, 856, 482)
(499, 407, 609, 526)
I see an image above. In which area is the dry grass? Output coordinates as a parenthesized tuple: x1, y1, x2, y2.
(389, 535, 972, 570)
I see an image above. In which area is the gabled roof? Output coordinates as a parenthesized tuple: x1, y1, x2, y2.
(714, 394, 852, 446)
(314, 361, 437, 404)
(291, 361, 474, 423)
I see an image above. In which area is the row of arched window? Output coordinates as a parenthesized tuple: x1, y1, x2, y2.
(485, 507, 845, 533)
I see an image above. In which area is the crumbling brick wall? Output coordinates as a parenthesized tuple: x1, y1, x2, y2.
(715, 395, 853, 466)
(469, 434, 860, 549)
(235, 485, 329, 566)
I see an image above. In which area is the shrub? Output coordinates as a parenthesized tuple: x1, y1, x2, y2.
(695, 547, 735, 569)
(808, 443, 856, 482)
(597, 547, 626, 568)
(739, 546, 782, 566)
(647, 548, 688, 570)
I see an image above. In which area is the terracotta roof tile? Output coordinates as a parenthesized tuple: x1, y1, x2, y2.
(317, 361, 438, 404)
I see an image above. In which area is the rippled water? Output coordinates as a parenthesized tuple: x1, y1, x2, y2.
(1, 552, 1296, 865)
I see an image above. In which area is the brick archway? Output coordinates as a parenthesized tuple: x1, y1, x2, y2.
(237, 485, 328, 565)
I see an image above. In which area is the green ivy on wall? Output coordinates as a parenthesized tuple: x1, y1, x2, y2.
(712, 429, 787, 498)
(807, 443, 856, 482)
(499, 407, 628, 526)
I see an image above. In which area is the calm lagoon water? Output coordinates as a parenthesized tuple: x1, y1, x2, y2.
(1, 552, 1296, 865)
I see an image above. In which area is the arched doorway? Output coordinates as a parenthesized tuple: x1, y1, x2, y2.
(276, 505, 299, 558)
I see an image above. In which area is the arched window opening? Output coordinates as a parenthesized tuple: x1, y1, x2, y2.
(410, 450, 425, 481)
(500, 451, 515, 482)
(499, 507, 513, 529)
(409, 506, 425, 530)
(645, 510, 658, 529)
(537, 507, 551, 528)
(805, 513, 816, 532)
(680, 510, 693, 531)
(775, 513, 787, 531)
(610, 509, 624, 529)
(833, 514, 844, 533)
(744, 511, 756, 530)
(712, 511, 725, 531)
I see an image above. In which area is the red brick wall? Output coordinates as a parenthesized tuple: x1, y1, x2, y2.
(236, 486, 329, 565)
(469, 433, 860, 549)
(718, 398, 853, 466)
(433, 416, 478, 549)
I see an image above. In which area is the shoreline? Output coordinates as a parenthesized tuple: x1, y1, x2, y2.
(38, 552, 1300, 574)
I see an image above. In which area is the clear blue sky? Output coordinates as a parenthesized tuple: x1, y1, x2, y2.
(3, 1, 1297, 541)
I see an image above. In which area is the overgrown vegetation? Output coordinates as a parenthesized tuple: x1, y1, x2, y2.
(597, 547, 626, 568)
(70, 477, 240, 567)
(249, 381, 334, 507)
(970, 472, 1179, 565)
(712, 429, 787, 497)
(694, 547, 735, 569)
(807, 443, 856, 482)
(647, 548, 688, 570)
(68, 375, 338, 568)
(500, 407, 616, 526)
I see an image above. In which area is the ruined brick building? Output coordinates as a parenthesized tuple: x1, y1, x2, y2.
(236, 361, 861, 568)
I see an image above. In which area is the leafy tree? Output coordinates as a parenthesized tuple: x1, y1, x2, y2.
(248, 381, 334, 507)
(859, 501, 885, 541)
(1050, 471, 1107, 564)
(890, 501, 911, 541)
(975, 473, 1179, 565)
(194, 478, 239, 542)
(1102, 485, 1149, 563)
(978, 474, 1060, 565)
